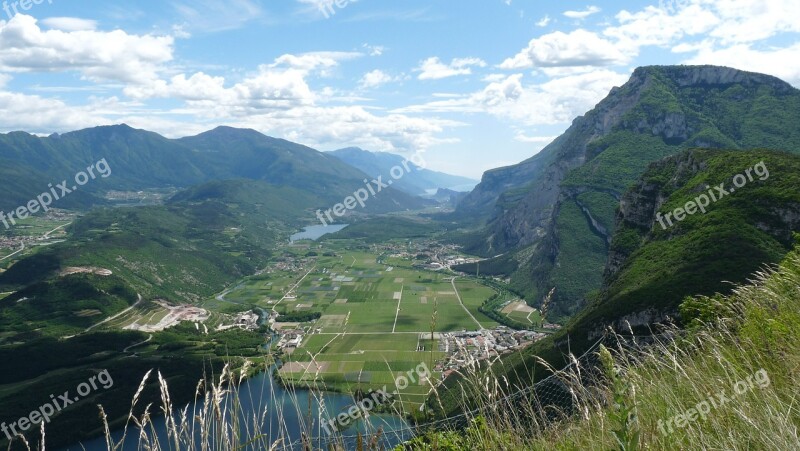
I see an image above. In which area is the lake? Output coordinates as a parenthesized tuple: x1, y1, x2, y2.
(63, 367, 412, 450)
(290, 224, 348, 242)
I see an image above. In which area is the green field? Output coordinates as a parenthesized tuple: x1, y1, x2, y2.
(220, 240, 503, 410)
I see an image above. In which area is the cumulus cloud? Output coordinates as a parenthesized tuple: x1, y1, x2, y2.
(40, 17, 98, 31)
(535, 15, 551, 27)
(0, 14, 173, 84)
(684, 42, 800, 86)
(500, 30, 628, 69)
(359, 69, 399, 89)
(395, 70, 629, 126)
(270, 51, 362, 73)
(416, 56, 487, 80)
(563, 6, 601, 19)
(0, 90, 111, 133)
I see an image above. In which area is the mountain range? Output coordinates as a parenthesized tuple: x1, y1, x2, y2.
(453, 65, 800, 320)
(329, 147, 477, 196)
(0, 125, 432, 215)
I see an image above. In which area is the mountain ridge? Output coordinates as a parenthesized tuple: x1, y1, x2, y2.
(453, 65, 800, 319)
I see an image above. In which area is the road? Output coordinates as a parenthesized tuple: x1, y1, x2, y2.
(123, 334, 153, 352)
(43, 222, 71, 239)
(450, 276, 483, 330)
(84, 293, 143, 333)
(392, 285, 404, 333)
(0, 221, 71, 262)
(0, 243, 25, 261)
(272, 266, 316, 312)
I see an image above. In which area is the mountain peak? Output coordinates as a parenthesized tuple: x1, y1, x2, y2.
(192, 126, 267, 140)
(632, 65, 795, 92)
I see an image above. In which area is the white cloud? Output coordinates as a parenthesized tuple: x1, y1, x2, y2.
(416, 56, 487, 80)
(173, 0, 263, 32)
(0, 15, 174, 85)
(705, 0, 800, 44)
(0, 90, 112, 133)
(482, 74, 507, 83)
(684, 42, 800, 86)
(500, 30, 628, 69)
(535, 15, 551, 27)
(604, 4, 719, 56)
(362, 43, 385, 56)
(40, 17, 98, 31)
(359, 69, 399, 89)
(563, 6, 601, 19)
(513, 132, 557, 144)
(270, 51, 362, 72)
(395, 70, 629, 127)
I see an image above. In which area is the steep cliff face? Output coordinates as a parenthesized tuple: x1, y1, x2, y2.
(576, 148, 800, 338)
(457, 65, 800, 320)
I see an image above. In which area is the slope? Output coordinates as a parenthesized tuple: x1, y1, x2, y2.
(456, 65, 800, 320)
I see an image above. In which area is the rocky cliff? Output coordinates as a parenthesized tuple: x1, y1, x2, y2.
(456, 65, 800, 320)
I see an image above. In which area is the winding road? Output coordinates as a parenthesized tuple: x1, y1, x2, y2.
(85, 293, 143, 333)
(123, 334, 153, 352)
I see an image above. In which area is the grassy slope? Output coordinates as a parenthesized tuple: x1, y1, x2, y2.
(434, 148, 800, 417)
(406, 242, 800, 450)
(510, 68, 800, 320)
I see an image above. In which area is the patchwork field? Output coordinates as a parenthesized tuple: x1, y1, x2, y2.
(224, 241, 502, 410)
(501, 300, 542, 326)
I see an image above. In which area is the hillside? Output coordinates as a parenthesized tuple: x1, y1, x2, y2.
(0, 179, 310, 308)
(330, 147, 477, 196)
(0, 125, 426, 214)
(486, 148, 800, 393)
(455, 65, 800, 320)
(415, 241, 800, 449)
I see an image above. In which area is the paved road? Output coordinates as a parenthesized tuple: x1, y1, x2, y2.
(0, 243, 25, 261)
(272, 266, 316, 312)
(392, 285, 404, 333)
(123, 334, 153, 352)
(450, 276, 483, 330)
(43, 222, 71, 239)
(85, 293, 143, 332)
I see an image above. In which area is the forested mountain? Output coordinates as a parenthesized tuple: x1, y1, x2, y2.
(454, 65, 800, 320)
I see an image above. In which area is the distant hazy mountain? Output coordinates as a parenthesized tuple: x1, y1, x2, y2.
(454, 65, 800, 320)
(0, 125, 426, 214)
(330, 147, 477, 196)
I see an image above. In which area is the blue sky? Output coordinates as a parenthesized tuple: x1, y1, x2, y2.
(1, 0, 799, 178)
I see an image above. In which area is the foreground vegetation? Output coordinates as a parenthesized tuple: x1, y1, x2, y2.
(409, 242, 800, 449)
(5, 243, 793, 449)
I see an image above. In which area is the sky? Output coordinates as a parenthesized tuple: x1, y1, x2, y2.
(1, 0, 799, 179)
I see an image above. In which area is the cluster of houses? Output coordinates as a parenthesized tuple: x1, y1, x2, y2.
(275, 329, 304, 353)
(436, 327, 547, 376)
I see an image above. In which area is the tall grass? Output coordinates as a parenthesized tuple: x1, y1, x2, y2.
(406, 247, 800, 449)
(12, 250, 800, 450)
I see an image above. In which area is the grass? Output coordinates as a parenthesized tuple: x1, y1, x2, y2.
(407, 243, 800, 449)
(8, 244, 800, 450)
